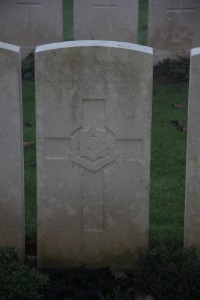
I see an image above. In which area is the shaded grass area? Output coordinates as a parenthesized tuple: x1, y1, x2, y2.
(149, 82, 188, 247)
(138, 0, 148, 45)
(63, 0, 73, 41)
(22, 81, 37, 247)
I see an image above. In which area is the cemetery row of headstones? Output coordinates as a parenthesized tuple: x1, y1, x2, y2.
(0, 39, 199, 268)
(0, 0, 200, 59)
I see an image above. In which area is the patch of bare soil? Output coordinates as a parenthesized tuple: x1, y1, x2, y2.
(42, 267, 136, 300)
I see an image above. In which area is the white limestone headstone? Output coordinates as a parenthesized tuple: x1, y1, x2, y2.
(184, 48, 200, 249)
(0, 0, 63, 57)
(36, 40, 153, 268)
(148, 0, 200, 60)
(74, 0, 138, 43)
(0, 42, 24, 261)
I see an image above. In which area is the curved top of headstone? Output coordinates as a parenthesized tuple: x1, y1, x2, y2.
(191, 47, 200, 56)
(0, 41, 20, 52)
(35, 40, 153, 55)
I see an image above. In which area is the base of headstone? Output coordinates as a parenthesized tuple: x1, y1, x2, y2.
(135, 293, 155, 300)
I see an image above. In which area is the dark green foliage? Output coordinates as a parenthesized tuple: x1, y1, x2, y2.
(21, 51, 35, 81)
(0, 248, 49, 300)
(0, 247, 18, 260)
(134, 246, 200, 300)
(154, 56, 190, 83)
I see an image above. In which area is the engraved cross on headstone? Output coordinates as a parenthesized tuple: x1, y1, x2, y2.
(17, 0, 42, 26)
(45, 99, 143, 232)
(166, 0, 196, 27)
(71, 99, 110, 232)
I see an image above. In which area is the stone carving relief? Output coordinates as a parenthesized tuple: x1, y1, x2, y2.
(68, 127, 118, 171)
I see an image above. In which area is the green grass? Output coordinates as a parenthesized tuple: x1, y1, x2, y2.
(23, 0, 188, 250)
(0, 248, 49, 300)
(149, 82, 188, 247)
(63, 0, 73, 41)
(138, 0, 148, 45)
(22, 81, 36, 245)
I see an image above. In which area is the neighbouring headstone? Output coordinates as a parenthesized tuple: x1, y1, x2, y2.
(36, 40, 153, 268)
(148, 0, 200, 62)
(0, 0, 63, 57)
(0, 42, 24, 261)
(74, 0, 138, 43)
(184, 47, 200, 249)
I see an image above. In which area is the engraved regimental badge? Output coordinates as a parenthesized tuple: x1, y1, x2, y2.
(68, 127, 118, 171)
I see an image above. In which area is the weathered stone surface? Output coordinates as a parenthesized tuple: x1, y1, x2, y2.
(148, 0, 200, 52)
(36, 40, 153, 268)
(0, 0, 63, 57)
(74, 0, 138, 43)
(0, 42, 24, 261)
(184, 48, 200, 249)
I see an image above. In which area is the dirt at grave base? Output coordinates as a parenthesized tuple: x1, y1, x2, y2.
(25, 243, 137, 299)
(41, 266, 138, 300)
(25, 245, 151, 300)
